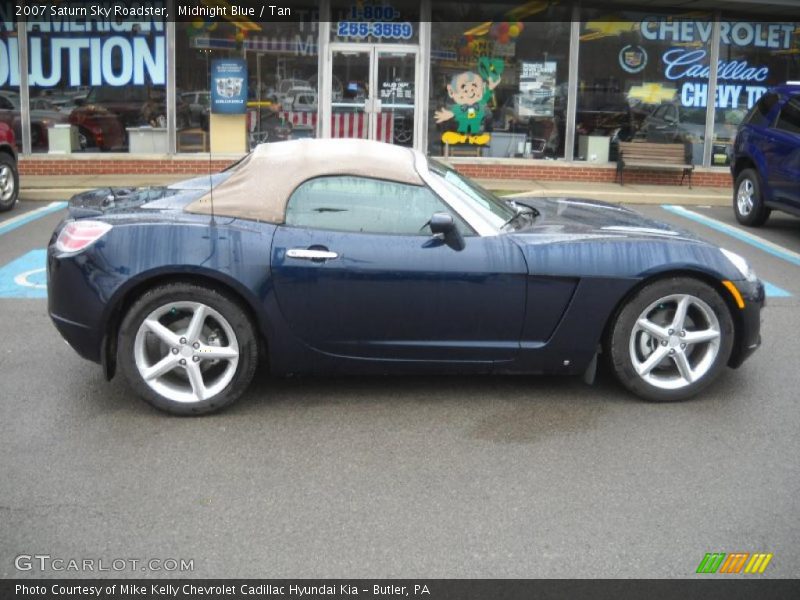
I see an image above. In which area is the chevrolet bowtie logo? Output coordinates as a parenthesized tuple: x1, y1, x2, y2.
(697, 552, 773, 574)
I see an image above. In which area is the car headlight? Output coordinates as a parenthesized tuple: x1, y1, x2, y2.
(720, 248, 758, 282)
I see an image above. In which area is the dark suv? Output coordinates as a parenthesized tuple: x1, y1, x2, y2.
(0, 121, 19, 212)
(731, 84, 800, 226)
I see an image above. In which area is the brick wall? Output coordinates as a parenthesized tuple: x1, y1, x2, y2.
(18, 154, 733, 187)
(18, 157, 238, 176)
(449, 161, 732, 187)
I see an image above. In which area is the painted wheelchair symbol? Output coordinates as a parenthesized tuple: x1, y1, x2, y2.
(14, 266, 46, 290)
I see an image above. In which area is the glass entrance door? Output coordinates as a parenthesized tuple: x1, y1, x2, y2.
(374, 49, 416, 147)
(330, 48, 372, 140)
(325, 44, 419, 148)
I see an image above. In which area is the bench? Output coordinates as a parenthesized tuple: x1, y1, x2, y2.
(617, 142, 694, 188)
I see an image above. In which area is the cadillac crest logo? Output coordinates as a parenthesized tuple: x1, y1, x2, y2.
(619, 44, 648, 74)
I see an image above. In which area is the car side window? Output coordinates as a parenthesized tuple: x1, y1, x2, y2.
(285, 176, 473, 236)
(774, 95, 800, 136)
(745, 92, 779, 127)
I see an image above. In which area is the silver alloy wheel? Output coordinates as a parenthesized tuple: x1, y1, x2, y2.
(133, 301, 240, 404)
(737, 178, 754, 216)
(0, 165, 14, 202)
(629, 294, 721, 390)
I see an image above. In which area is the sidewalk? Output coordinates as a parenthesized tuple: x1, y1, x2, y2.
(19, 174, 190, 202)
(479, 179, 730, 206)
(18, 174, 731, 206)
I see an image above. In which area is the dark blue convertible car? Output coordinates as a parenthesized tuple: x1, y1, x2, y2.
(48, 139, 764, 414)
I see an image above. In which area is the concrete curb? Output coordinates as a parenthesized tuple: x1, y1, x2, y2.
(20, 189, 91, 202)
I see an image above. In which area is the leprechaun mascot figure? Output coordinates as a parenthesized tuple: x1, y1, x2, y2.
(434, 57, 504, 146)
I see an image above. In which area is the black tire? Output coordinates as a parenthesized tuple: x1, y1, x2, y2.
(733, 168, 770, 227)
(118, 283, 258, 415)
(0, 152, 19, 212)
(607, 277, 735, 402)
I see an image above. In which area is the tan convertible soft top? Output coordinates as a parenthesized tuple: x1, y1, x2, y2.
(185, 138, 424, 223)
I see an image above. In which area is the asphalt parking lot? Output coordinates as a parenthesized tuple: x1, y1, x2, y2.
(1, 198, 798, 578)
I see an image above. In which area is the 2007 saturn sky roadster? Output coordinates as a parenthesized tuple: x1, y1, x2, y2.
(47, 139, 764, 415)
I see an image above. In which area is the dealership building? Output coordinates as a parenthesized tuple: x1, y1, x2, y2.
(1, 0, 798, 185)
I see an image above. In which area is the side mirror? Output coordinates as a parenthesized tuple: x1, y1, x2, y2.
(428, 212, 465, 251)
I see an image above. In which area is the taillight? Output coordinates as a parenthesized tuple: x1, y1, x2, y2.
(55, 220, 112, 253)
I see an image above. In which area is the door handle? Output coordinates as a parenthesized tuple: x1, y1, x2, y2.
(286, 248, 339, 261)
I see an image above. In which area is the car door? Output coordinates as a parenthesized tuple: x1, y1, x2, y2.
(765, 93, 800, 209)
(270, 175, 528, 364)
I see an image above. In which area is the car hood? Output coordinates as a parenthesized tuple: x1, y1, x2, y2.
(66, 173, 233, 218)
(504, 197, 739, 281)
(508, 196, 696, 242)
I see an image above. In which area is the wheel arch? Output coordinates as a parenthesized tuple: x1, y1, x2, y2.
(101, 269, 269, 381)
(0, 142, 17, 163)
(732, 154, 774, 203)
(732, 155, 756, 179)
(599, 269, 744, 368)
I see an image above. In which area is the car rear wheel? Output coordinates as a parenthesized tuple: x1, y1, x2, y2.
(734, 168, 770, 227)
(608, 277, 734, 402)
(0, 153, 19, 212)
(118, 283, 258, 415)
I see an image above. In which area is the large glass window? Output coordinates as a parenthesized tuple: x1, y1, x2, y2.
(21, 0, 167, 153)
(712, 21, 800, 164)
(429, 4, 570, 159)
(0, 11, 19, 152)
(577, 15, 712, 164)
(176, 6, 319, 153)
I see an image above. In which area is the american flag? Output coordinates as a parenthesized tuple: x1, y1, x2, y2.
(272, 111, 394, 143)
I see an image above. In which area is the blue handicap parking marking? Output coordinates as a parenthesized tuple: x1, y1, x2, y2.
(0, 249, 48, 298)
(763, 281, 791, 298)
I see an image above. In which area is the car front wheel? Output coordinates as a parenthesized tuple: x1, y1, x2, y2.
(608, 277, 734, 402)
(734, 168, 770, 226)
(118, 283, 258, 415)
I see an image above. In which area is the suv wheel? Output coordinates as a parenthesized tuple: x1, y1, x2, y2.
(0, 153, 19, 212)
(734, 168, 770, 227)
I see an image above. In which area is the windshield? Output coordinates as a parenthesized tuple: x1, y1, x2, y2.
(427, 159, 516, 223)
